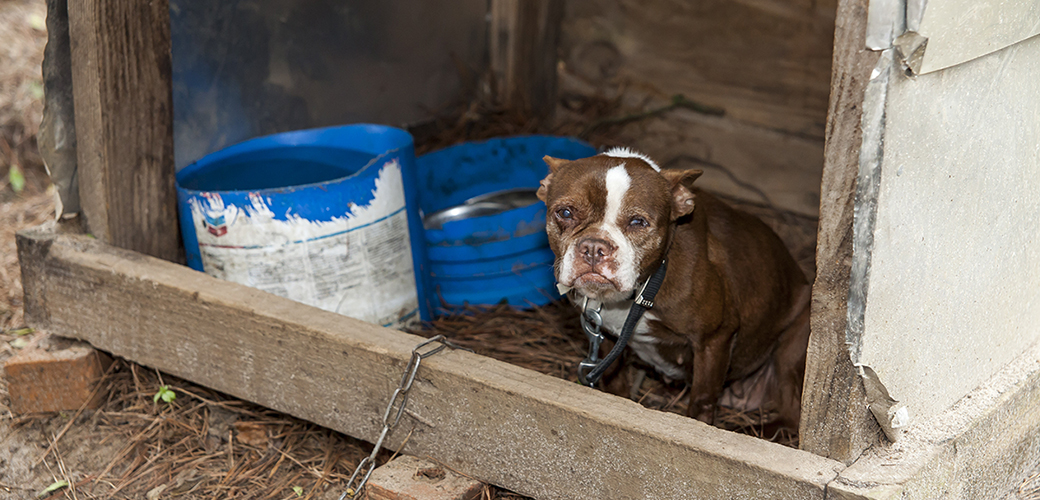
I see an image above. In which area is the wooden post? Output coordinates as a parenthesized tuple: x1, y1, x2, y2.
(799, 0, 882, 463)
(489, 0, 564, 119)
(67, 0, 179, 262)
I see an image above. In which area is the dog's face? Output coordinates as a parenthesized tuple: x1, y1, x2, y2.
(537, 149, 702, 302)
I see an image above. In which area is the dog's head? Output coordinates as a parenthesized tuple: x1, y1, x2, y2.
(537, 148, 702, 302)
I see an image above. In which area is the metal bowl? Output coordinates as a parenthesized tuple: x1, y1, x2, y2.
(422, 201, 514, 230)
(422, 188, 541, 230)
(464, 188, 540, 209)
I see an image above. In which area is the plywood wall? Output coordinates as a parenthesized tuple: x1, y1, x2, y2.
(559, 0, 838, 217)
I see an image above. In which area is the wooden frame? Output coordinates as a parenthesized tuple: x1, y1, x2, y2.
(17, 226, 839, 499)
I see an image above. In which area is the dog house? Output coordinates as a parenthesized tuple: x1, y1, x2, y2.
(20, 0, 1040, 497)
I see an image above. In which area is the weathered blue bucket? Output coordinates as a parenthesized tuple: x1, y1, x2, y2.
(416, 136, 596, 314)
(175, 124, 430, 328)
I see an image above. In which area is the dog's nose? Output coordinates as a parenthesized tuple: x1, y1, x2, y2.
(579, 238, 615, 266)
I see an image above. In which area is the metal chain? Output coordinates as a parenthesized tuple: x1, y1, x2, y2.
(339, 335, 468, 500)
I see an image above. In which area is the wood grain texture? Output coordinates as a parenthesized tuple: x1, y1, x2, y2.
(489, 0, 564, 118)
(16, 226, 844, 500)
(67, 0, 179, 261)
(561, 0, 837, 138)
(799, 0, 882, 463)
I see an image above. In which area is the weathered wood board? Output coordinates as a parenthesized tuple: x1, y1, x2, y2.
(558, 0, 836, 219)
(799, 0, 881, 464)
(67, 0, 179, 261)
(490, 0, 564, 119)
(17, 225, 842, 500)
(561, 0, 837, 139)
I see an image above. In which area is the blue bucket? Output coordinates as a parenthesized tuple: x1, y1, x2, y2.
(175, 124, 430, 328)
(416, 136, 596, 314)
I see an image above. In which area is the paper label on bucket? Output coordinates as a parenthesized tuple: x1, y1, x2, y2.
(187, 160, 420, 329)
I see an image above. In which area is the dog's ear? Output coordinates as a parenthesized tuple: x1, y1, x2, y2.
(543, 156, 568, 174)
(538, 156, 569, 202)
(660, 169, 703, 218)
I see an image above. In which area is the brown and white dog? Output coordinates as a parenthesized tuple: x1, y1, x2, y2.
(537, 148, 811, 430)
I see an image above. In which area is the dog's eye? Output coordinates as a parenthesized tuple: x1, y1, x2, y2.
(556, 207, 573, 220)
(629, 216, 648, 228)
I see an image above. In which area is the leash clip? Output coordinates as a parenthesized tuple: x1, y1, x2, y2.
(577, 297, 604, 387)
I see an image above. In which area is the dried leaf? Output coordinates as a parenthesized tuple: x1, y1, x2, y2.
(232, 421, 269, 448)
(146, 484, 167, 500)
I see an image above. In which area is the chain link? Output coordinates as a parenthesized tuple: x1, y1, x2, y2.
(339, 335, 467, 500)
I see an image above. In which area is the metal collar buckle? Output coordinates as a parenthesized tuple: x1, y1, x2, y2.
(633, 274, 655, 309)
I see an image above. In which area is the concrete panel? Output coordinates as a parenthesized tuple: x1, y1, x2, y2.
(830, 338, 1040, 499)
(854, 33, 1040, 427)
(865, 0, 1040, 74)
(914, 0, 1040, 73)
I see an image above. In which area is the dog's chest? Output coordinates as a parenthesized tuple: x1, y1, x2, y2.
(587, 300, 686, 381)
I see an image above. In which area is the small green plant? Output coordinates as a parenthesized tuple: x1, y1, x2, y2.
(292, 486, 303, 496)
(153, 385, 176, 404)
(37, 480, 68, 498)
(28, 81, 44, 100)
(8, 164, 25, 193)
(28, 13, 45, 32)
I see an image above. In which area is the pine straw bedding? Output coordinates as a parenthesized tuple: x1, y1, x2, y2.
(411, 301, 800, 449)
(7, 357, 531, 500)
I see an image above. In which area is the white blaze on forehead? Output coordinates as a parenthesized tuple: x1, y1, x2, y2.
(602, 147, 660, 172)
(602, 165, 639, 290)
(603, 165, 630, 223)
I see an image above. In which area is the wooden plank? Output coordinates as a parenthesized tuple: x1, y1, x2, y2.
(594, 106, 826, 218)
(560, 0, 837, 138)
(67, 0, 179, 261)
(489, 0, 564, 118)
(16, 225, 843, 500)
(39, 0, 80, 216)
(798, 0, 881, 463)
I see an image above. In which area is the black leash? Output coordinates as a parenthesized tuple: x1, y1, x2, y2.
(576, 259, 669, 386)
